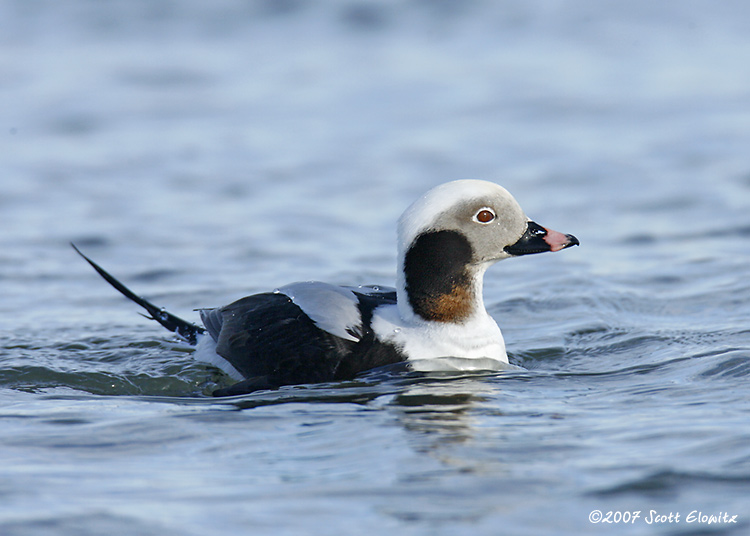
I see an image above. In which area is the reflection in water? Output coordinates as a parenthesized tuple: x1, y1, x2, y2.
(390, 375, 499, 450)
(216, 367, 512, 466)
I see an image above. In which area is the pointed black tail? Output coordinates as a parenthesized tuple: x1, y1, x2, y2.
(72, 244, 205, 345)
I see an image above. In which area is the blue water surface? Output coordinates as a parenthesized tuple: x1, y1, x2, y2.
(2, 1, 750, 534)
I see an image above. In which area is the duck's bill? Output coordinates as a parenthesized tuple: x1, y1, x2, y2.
(504, 221, 579, 256)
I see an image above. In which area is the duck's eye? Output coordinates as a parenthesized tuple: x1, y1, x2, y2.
(474, 208, 496, 224)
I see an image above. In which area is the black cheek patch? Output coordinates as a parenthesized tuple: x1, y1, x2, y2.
(403, 230, 475, 322)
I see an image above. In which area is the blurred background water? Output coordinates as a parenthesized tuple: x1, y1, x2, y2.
(2, 1, 750, 534)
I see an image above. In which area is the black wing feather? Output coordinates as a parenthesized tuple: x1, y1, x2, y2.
(210, 293, 356, 386)
(333, 289, 403, 379)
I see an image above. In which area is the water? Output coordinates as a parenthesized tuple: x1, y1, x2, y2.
(2, 1, 750, 534)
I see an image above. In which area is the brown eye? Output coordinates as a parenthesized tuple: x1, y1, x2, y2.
(475, 208, 496, 224)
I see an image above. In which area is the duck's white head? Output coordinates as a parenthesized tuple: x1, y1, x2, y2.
(396, 180, 578, 324)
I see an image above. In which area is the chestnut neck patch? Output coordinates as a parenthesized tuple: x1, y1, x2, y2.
(403, 230, 476, 323)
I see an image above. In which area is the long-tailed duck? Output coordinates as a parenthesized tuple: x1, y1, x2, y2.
(73, 180, 578, 396)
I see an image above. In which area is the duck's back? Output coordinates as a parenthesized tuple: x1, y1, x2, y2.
(198, 283, 403, 395)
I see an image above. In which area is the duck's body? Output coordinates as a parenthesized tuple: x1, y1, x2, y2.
(74, 180, 578, 396)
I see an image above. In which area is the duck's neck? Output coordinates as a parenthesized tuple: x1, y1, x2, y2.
(397, 230, 488, 324)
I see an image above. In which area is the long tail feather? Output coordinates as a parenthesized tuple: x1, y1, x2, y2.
(72, 243, 205, 344)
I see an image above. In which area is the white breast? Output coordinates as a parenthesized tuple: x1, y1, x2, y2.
(371, 303, 508, 371)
